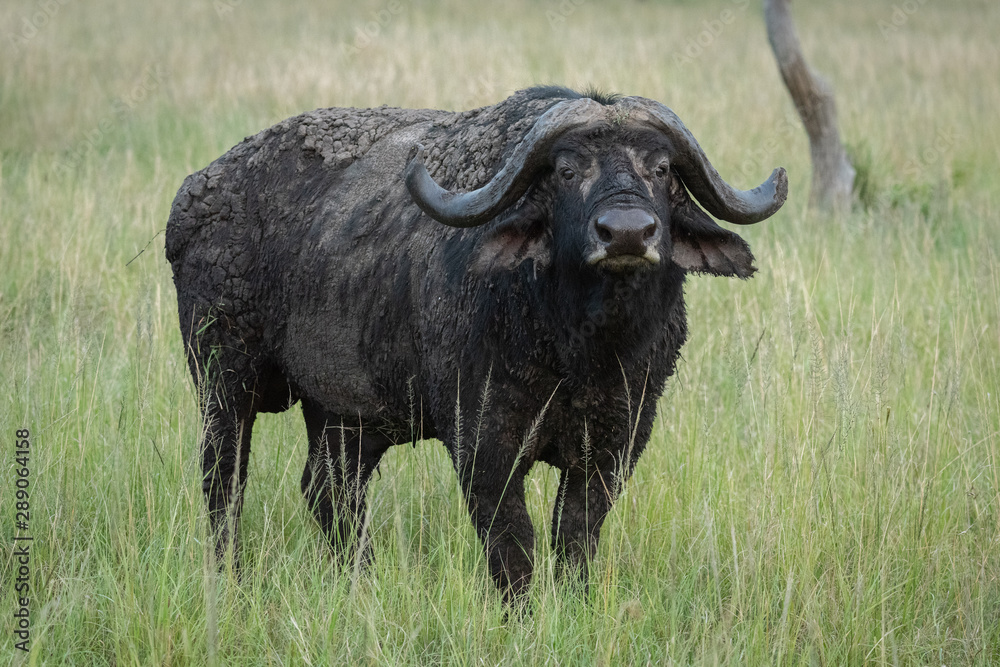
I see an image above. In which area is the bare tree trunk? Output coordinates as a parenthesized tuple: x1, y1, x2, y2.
(764, 0, 855, 212)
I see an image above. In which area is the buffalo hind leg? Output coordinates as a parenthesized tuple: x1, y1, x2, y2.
(300, 399, 392, 566)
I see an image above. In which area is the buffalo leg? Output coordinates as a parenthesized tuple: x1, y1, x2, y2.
(300, 399, 391, 564)
(202, 394, 256, 570)
(458, 446, 536, 602)
(551, 461, 618, 585)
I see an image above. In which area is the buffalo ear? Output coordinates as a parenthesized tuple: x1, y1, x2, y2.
(471, 204, 552, 274)
(669, 174, 756, 279)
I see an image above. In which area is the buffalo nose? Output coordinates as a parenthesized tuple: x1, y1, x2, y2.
(594, 209, 658, 257)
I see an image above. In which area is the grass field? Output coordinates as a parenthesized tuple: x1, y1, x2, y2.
(2, 0, 998, 664)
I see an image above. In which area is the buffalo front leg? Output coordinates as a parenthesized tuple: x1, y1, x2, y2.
(458, 446, 536, 603)
(300, 400, 392, 566)
(202, 397, 256, 571)
(551, 461, 619, 586)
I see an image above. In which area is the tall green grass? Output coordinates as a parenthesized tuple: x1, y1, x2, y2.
(2, 0, 998, 664)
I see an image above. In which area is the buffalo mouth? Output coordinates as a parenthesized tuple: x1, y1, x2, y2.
(587, 248, 661, 273)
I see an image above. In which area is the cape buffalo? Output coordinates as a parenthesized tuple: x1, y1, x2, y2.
(166, 86, 787, 601)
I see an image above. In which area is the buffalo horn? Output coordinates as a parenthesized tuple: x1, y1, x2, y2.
(624, 97, 788, 225)
(405, 98, 605, 228)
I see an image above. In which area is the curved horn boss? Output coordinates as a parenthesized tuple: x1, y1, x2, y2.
(623, 97, 788, 224)
(404, 98, 605, 227)
(406, 95, 786, 229)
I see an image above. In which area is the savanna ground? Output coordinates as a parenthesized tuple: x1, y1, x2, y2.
(1, 0, 998, 664)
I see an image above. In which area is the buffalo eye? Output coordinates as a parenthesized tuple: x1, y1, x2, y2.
(559, 167, 576, 181)
(654, 161, 670, 178)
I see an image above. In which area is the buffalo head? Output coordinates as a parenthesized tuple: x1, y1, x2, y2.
(405, 96, 787, 279)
